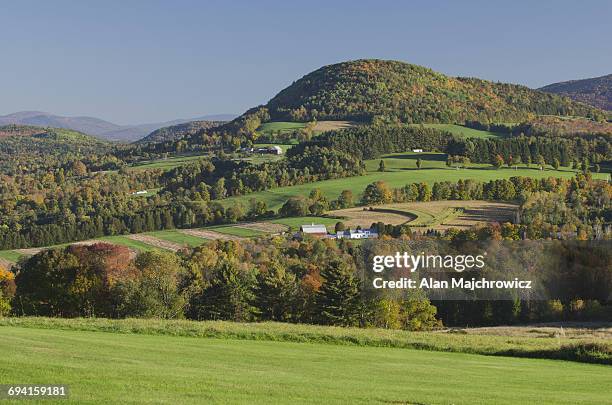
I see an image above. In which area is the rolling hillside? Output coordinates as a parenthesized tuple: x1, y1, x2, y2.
(0, 124, 112, 173)
(540, 74, 612, 111)
(266, 59, 606, 123)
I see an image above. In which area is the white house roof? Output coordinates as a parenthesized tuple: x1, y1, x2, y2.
(300, 224, 328, 234)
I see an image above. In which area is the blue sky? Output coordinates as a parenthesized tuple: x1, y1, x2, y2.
(1, 0, 610, 124)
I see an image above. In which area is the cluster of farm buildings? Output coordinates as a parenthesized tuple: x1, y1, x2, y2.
(299, 224, 379, 240)
(240, 145, 283, 155)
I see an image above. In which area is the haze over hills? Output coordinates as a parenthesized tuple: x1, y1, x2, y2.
(0, 112, 236, 142)
(539, 74, 612, 111)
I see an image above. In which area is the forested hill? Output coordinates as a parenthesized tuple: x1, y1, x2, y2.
(266, 59, 605, 123)
(136, 120, 226, 144)
(539, 74, 612, 111)
(0, 125, 114, 174)
(0, 124, 105, 144)
(144, 59, 608, 154)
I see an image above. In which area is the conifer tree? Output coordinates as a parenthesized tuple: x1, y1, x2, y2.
(317, 260, 361, 326)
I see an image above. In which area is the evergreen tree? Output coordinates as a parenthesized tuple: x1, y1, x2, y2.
(194, 259, 257, 321)
(317, 260, 361, 326)
(256, 262, 298, 321)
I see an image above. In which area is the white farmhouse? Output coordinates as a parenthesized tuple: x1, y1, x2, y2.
(335, 228, 379, 240)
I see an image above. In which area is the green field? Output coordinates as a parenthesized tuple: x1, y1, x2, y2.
(224, 152, 608, 210)
(1, 321, 610, 404)
(0, 218, 340, 260)
(97, 236, 161, 252)
(0, 250, 23, 263)
(257, 121, 307, 135)
(128, 154, 210, 171)
(145, 230, 207, 247)
(207, 225, 264, 237)
(405, 208, 459, 227)
(410, 123, 508, 139)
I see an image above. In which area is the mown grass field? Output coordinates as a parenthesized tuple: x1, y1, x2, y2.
(0, 249, 23, 262)
(145, 230, 208, 247)
(257, 121, 356, 137)
(224, 152, 608, 210)
(97, 236, 161, 252)
(257, 121, 307, 135)
(0, 216, 340, 262)
(207, 224, 265, 237)
(0, 319, 610, 404)
(128, 154, 209, 171)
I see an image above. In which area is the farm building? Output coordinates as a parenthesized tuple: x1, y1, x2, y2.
(255, 146, 283, 155)
(334, 228, 379, 240)
(299, 224, 328, 237)
(412, 149, 423, 153)
(270, 145, 283, 155)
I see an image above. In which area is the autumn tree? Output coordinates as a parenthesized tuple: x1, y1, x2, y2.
(336, 190, 354, 209)
(362, 181, 392, 205)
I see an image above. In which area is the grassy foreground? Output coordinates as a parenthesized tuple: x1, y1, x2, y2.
(0, 322, 611, 404)
(1, 317, 610, 365)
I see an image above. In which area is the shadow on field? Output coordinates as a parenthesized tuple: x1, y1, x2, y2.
(382, 153, 446, 161)
(460, 205, 516, 222)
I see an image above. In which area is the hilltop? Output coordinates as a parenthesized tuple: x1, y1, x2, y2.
(266, 59, 606, 123)
(137, 120, 226, 144)
(540, 74, 612, 111)
(0, 124, 105, 143)
(160, 59, 607, 152)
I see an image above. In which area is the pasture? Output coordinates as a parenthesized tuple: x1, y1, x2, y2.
(0, 320, 610, 404)
(128, 154, 209, 171)
(329, 201, 516, 229)
(224, 152, 607, 211)
(257, 120, 355, 136)
(0, 216, 340, 262)
(145, 230, 207, 247)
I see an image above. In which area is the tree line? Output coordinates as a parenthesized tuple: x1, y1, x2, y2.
(2, 231, 609, 327)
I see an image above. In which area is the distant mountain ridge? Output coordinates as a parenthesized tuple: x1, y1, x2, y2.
(539, 74, 612, 111)
(0, 112, 236, 142)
